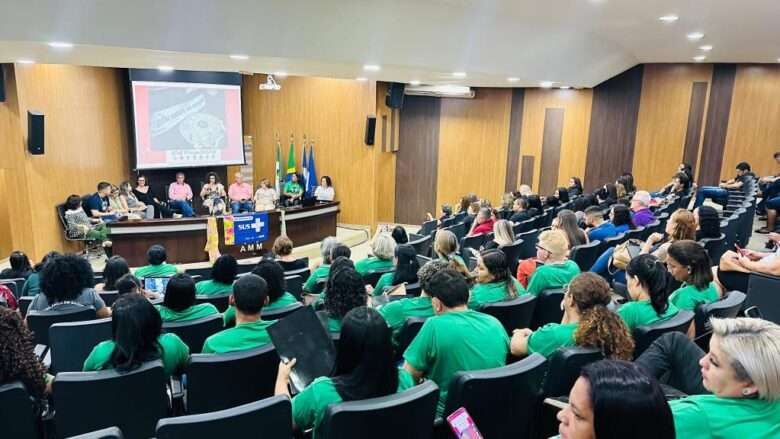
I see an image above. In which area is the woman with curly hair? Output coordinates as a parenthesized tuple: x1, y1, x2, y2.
(27, 253, 111, 318)
(323, 258, 367, 333)
(511, 272, 634, 359)
(0, 307, 50, 400)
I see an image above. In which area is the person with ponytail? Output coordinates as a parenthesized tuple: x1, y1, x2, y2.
(620, 254, 680, 331)
(511, 272, 634, 359)
(469, 249, 526, 309)
(666, 240, 720, 311)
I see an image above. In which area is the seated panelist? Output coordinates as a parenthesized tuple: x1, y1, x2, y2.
(168, 172, 195, 217)
(228, 172, 254, 213)
(200, 172, 227, 215)
(254, 178, 278, 211)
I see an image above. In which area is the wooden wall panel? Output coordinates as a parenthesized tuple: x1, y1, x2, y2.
(722, 65, 780, 180)
(584, 65, 644, 191)
(374, 83, 397, 223)
(504, 89, 525, 192)
(436, 88, 512, 209)
(539, 108, 565, 195)
(519, 156, 535, 187)
(632, 64, 712, 190)
(395, 96, 440, 225)
(242, 75, 379, 227)
(683, 81, 709, 172)
(699, 64, 737, 186)
(519, 89, 593, 194)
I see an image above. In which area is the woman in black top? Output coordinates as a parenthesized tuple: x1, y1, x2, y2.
(272, 236, 308, 272)
(133, 175, 172, 218)
(568, 177, 583, 198)
(0, 251, 32, 280)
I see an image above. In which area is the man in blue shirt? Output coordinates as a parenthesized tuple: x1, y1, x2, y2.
(584, 206, 618, 242)
(84, 181, 114, 218)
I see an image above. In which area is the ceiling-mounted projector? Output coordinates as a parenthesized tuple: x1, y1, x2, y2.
(259, 74, 281, 91)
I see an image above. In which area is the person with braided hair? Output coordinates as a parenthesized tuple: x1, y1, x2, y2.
(619, 254, 680, 331)
(511, 272, 634, 360)
(468, 248, 525, 310)
(0, 307, 50, 400)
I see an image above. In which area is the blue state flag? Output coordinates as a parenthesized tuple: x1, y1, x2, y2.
(307, 144, 317, 197)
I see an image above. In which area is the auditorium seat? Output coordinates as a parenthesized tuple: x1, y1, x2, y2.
(602, 232, 627, 249)
(512, 218, 535, 236)
(185, 267, 212, 280)
(49, 318, 112, 373)
(694, 290, 746, 341)
(633, 310, 695, 358)
(409, 233, 433, 257)
(460, 234, 486, 259)
(639, 220, 661, 240)
(156, 396, 291, 439)
(453, 211, 467, 224)
(195, 294, 230, 312)
(443, 222, 466, 242)
(441, 216, 457, 228)
(395, 317, 429, 361)
(530, 288, 565, 330)
(515, 229, 540, 260)
(542, 347, 604, 397)
(419, 219, 438, 236)
(162, 314, 223, 353)
(262, 302, 303, 320)
(499, 239, 524, 274)
(440, 354, 547, 439)
(186, 345, 279, 414)
(0, 278, 22, 298)
(362, 268, 395, 288)
(0, 381, 39, 439)
(18, 296, 34, 316)
(479, 295, 537, 336)
(98, 291, 119, 307)
(284, 267, 311, 283)
(745, 273, 780, 325)
(415, 254, 432, 267)
(66, 426, 125, 439)
(570, 240, 602, 272)
(625, 226, 645, 241)
(284, 274, 304, 300)
(53, 361, 168, 439)
(698, 233, 727, 267)
(316, 380, 439, 439)
(27, 306, 97, 346)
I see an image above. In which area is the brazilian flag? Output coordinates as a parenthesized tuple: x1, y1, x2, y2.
(286, 138, 296, 182)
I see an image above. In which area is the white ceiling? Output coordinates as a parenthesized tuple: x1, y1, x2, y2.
(0, 0, 779, 88)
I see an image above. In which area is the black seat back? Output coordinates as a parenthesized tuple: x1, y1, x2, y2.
(0, 278, 21, 298)
(396, 317, 429, 360)
(542, 347, 604, 397)
(53, 361, 168, 439)
(284, 274, 304, 300)
(67, 426, 125, 439)
(699, 234, 727, 267)
(162, 314, 223, 354)
(419, 219, 438, 236)
(570, 240, 602, 272)
(187, 345, 279, 414)
(745, 273, 780, 325)
(185, 267, 212, 280)
(443, 222, 467, 242)
(516, 229, 540, 260)
(479, 295, 537, 336)
(97, 291, 120, 307)
(694, 291, 746, 335)
(499, 239, 524, 274)
(18, 296, 34, 317)
(283, 267, 311, 283)
(27, 306, 97, 346)
(317, 380, 439, 439)
(633, 310, 695, 357)
(404, 282, 422, 297)
(0, 381, 38, 439)
(603, 232, 627, 248)
(443, 354, 548, 439)
(409, 234, 433, 257)
(49, 318, 112, 373)
(155, 396, 292, 439)
(362, 268, 395, 288)
(195, 294, 230, 312)
(415, 254, 432, 267)
(262, 302, 303, 320)
(460, 234, 486, 260)
(530, 289, 565, 330)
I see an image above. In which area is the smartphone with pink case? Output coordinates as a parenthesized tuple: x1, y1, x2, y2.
(446, 407, 484, 439)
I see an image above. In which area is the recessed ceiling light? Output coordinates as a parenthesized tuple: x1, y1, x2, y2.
(699, 45, 713, 51)
(274, 71, 288, 78)
(409, 80, 421, 86)
(452, 72, 467, 78)
(658, 14, 679, 23)
(687, 32, 705, 41)
(356, 77, 368, 82)
(48, 41, 74, 49)
(540, 81, 554, 88)
(229, 54, 249, 60)
(363, 64, 381, 72)
(693, 55, 706, 62)
(16, 59, 35, 64)
(560, 86, 571, 90)
(158, 65, 174, 72)
(507, 77, 520, 83)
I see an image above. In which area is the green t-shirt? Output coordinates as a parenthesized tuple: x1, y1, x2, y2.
(327, 317, 341, 333)
(373, 272, 395, 295)
(354, 257, 394, 275)
(526, 260, 581, 296)
(527, 322, 578, 357)
(403, 310, 509, 416)
(223, 292, 299, 327)
(618, 300, 679, 331)
(202, 319, 276, 354)
(378, 296, 435, 346)
(134, 263, 179, 279)
(293, 369, 416, 436)
(195, 279, 233, 296)
(670, 282, 719, 311)
(155, 303, 219, 323)
(304, 264, 330, 293)
(670, 394, 780, 439)
(468, 278, 526, 310)
(83, 333, 190, 377)
(21, 272, 41, 296)
(284, 181, 303, 195)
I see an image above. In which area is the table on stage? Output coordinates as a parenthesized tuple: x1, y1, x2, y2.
(108, 201, 340, 266)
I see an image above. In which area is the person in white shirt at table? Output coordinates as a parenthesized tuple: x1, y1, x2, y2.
(314, 176, 335, 202)
(253, 178, 278, 211)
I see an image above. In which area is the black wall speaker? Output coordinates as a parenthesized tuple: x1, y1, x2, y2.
(364, 115, 376, 146)
(27, 111, 45, 155)
(385, 82, 405, 109)
(0, 64, 6, 103)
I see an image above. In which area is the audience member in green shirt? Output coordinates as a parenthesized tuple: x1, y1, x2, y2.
(195, 254, 237, 296)
(433, 229, 468, 272)
(21, 251, 60, 296)
(82, 294, 189, 378)
(320, 258, 366, 333)
(403, 268, 509, 416)
(619, 254, 680, 331)
(355, 232, 396, 275)
(155, 273, 219, 323)
(134, 244, 179, 279)
(223, 259, 300, 326)
(303, 237, 340, 293)
(275, 307, 416, 437)
(666, 240, 720, 312)
(637, 317, 780, 439)
(368, 244, 419, 296)
(203, 274, 277, 354)
(469, 248, 526, 310)
(556, 360, 675, 439)
(511, 272, 634, 360)
(526, 230, 581, 296)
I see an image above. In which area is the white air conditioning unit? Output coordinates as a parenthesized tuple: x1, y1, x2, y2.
(404, 85, 475, 99)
